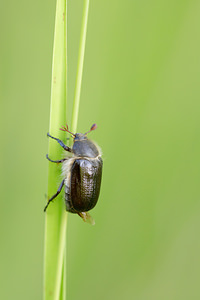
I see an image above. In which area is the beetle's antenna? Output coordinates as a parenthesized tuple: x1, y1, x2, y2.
(60, 124, 75, 137)
(85, 123, 97, 135)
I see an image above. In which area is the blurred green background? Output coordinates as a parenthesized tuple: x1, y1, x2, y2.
(1, 0, 200, 299)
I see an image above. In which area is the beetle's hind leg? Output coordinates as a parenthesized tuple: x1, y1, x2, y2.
(46, 154, 66, 163)
(44, 180, 65, 212)
(78, 212, 95, 225)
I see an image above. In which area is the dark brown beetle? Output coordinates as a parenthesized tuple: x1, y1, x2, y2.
(44, 124, 103, 224)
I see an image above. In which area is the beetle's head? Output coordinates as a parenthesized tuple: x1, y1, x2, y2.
(60, 123, 97, 141)
(74, 133, 87, 141)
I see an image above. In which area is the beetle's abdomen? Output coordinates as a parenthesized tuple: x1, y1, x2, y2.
(70, 157, 102, 212)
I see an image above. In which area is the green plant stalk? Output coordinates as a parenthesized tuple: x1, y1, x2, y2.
(43, 0, 67, 298)
(44, 0, 90, 299)
(71, 0, 90, 133)
(55, 0, 89, 300)
(55, 0, 90, 298)
(51, 0, 89, 299)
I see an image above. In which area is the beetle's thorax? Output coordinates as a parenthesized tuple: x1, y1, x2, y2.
(72, 133, 100, 158)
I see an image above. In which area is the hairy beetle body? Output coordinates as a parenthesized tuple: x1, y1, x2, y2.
(44, 124, 103, 224)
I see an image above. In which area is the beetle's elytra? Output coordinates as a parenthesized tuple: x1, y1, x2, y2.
(44, 123, 103, 224)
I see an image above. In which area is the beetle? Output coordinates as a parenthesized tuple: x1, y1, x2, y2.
(44, 123, 103, 224)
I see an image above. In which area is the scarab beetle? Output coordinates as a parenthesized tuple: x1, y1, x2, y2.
(44, 123, 103, 224)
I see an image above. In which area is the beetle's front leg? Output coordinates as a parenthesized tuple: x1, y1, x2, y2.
(44, 180, 65, 212)
(47, 133, 72, 152)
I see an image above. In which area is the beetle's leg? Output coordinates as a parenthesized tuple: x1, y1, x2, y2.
(47, 133, 72, 152)
(46, 154, 66, 163)
(78, 212, 95, 225)
(44, 180, 65, 212)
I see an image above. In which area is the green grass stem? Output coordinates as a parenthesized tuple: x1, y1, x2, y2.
(44, 0, 67, 299)
(44, 0, 90, 299)
(71, 0, 90, 133)
(55, 1, 90, 297)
